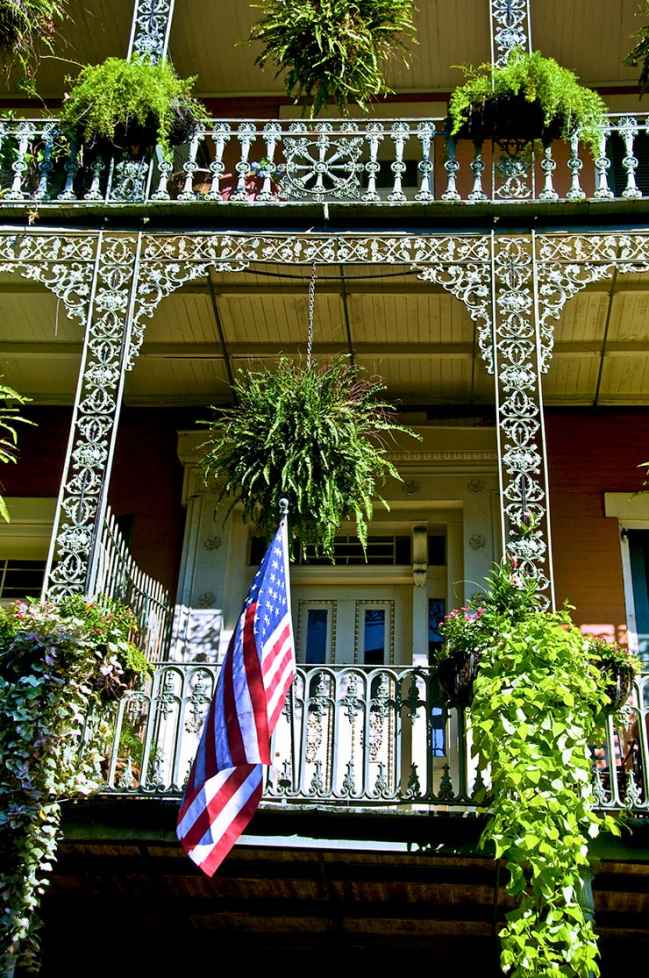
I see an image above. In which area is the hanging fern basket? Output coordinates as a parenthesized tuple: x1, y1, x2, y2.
(448, 49, 607, 155)
(200, 356, 418, 559)
(61, 57, 207, 160)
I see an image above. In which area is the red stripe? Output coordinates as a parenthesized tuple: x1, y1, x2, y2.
(269, 670, 296, 731)
(242, 603, 270, 763)
(200, 776, 263, 877)
(179, 764, 253, 851)
(262, 622, 291, 676)
(222, 619, 246, 765)
(177, 693, 218, 823)
(265, 646, 293, 703)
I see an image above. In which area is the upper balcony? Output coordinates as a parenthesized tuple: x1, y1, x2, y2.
(2, 113, 649, 221)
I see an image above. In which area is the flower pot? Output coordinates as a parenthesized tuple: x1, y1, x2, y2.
(603, 662, 635, 712)
(453, 93, 567, 149)
(436, 647, 481, 708)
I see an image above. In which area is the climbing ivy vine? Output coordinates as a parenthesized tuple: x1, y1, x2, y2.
(0, 597, 150, 973)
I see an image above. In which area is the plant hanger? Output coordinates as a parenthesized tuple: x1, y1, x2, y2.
(306, 261, 316, 369)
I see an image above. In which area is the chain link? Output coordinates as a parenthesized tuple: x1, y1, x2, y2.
(306, 262, 316, 367)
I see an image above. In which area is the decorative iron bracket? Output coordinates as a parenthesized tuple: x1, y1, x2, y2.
(490, 0, 532, 66)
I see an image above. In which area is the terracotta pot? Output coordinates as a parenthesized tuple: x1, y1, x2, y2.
(436, 647, 481, 709)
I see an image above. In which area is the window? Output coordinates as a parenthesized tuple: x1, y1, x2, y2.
(250, 532, 446, 567)
(305, 608, 328, 665)
(428, 598, 446, 756)
(627, 530, 649, 667)
(363, 608, 386, 665)
(0, 559, 47, 600)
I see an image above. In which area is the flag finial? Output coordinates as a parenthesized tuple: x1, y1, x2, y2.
(279, 497, 289, 516)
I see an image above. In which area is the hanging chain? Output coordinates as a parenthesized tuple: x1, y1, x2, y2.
(306, 262, 317, 368)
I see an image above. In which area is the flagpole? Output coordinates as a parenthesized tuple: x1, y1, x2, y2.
(279, 496, 297, 793)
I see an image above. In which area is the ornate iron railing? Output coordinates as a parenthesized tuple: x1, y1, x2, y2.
(98, 663, 649, 815)
(92, 505, 174, 663)
(1, 114, 649, 207)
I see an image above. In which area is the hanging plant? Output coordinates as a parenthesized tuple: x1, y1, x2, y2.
(0, 596, 151, 972)
(587, 637, 641, 712)
(0, 380, 32, 523)
(200, 356, 418, 559)
(249, 0, 417, 115)
(0, 1, 66, 91)
(60, 56, 207, 158)
(448, 49, 607, 154)
(625, 2, 649, 92)
(436, 561, 632, 976)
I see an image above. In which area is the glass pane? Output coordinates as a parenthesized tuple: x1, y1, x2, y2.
(428, 598, 446, 660)
(628, 530, 649, 666)
(305, 608, 328, 664)
(428, 535, 446, 566)
(363, 608, 385, 665)
(431, 707, 446, 757)
(0, 560, 47, 599)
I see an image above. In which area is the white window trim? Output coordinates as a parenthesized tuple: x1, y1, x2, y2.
(604, 492, 649, 654)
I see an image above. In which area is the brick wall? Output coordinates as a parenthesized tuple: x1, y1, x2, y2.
(0, 407, 186, 596)
(546, 408, 649, 641)
(5, 407, 649, 627)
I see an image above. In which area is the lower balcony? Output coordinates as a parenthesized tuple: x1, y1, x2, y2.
(97, 659, 649, 818)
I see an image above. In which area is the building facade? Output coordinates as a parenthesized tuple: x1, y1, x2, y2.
(1, 0, 649, 972)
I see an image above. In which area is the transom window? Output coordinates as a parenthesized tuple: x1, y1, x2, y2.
(0, 559, 46, 601)
(250, 533, 446, 567)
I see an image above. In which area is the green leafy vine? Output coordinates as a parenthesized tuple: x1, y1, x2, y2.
(0, 596, 151, 973)
(437, 563, 638, 977)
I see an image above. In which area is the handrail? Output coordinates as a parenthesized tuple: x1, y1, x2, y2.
(1, 113, 649, 206)
(98, 662, 649, 816)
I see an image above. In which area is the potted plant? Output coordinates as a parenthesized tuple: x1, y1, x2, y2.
(200, 356, 418, 559)
(587, 637, 641, 712)
(249, 0, 416, 116)
(448, 49, 607, 154)
(60, 56, 207, 160)
(434, 560, 539, 708)
(0, 1, 65, 90)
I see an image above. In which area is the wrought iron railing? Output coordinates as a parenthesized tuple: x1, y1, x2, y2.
(98, 663, 649, 815)
(92, 505, 174, 663)
(1, 114, 649, 207)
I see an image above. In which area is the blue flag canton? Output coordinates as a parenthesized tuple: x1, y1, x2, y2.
(250, 527, 289, 647)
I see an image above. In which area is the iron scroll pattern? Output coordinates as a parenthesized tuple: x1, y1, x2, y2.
(127, 0, 175, 62)
(132, 231, 494, 366)
(46, 236, 141, 598)
(492, 237, 553, 605)
(490, 0, 531, 66)
(0, 232, 96, 324)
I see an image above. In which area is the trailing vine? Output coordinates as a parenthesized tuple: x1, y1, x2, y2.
(0, 596, 151, 973)
(436, 563, 636, 977)
(200, 356, 418, 559)
(625, 1, 649, 92)
(0, 1, 66, 93)
(0, 380, 31, 523)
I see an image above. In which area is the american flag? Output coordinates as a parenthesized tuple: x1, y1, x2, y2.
(176, 510, 295, 876)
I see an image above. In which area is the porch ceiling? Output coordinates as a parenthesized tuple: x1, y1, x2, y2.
(1, 264, 649, 408)
(4, 1, 645, 107)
